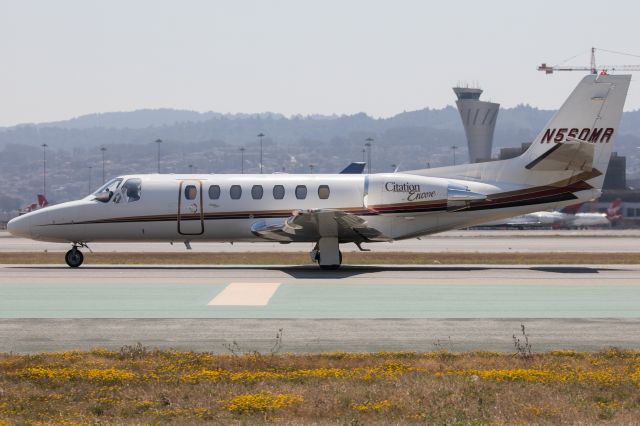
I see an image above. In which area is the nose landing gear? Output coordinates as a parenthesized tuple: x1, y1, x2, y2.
(65, 245, 84, 268)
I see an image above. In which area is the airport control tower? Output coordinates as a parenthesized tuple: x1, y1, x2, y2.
(453, 86, 500, 163)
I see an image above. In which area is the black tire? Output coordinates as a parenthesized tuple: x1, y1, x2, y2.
(319, 263, 340, 270)
(65, 249, 84, 268)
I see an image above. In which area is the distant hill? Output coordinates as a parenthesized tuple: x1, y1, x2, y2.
(1, 106, 637, 153)
(0, 105, 639, 210)
(2, 109, 292, 130)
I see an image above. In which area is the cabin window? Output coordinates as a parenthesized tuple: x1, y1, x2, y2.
(295, 185, 307, 200)
(230, 185, 242, 200)
(208, 185, 221, 200)
(114, 178, 142, 203)
(184, 185, 197, 201)
(251, 185, 264, 200)
(318, 185, 330, 199)
(273, 185, 285, 200)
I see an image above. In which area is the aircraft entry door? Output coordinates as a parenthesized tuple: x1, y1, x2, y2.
(178, 180, 204, 235)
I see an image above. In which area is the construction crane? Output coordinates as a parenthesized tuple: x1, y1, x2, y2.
(538, 47, 640, 74)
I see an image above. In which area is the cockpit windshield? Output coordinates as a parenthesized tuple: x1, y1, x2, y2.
(91, 178, 122, 203)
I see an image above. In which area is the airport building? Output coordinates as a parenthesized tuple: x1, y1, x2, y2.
(453, 86, 500, 163)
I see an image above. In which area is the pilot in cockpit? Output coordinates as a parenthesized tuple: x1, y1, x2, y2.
(113, 178, 141, 203)
(126, 181, 141, 202)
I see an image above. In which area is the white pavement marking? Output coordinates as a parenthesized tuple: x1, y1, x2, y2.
(208, 283, 281, 306)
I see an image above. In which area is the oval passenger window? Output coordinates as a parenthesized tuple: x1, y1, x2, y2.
(208, 185, 221, 200)
(230, 185, 242, 200)
(184, 185, 197, 200)
(318, 185, 330, 199)
(273, 185, 285, 200)
(251, 185, 263, 200)
(295, 185, 307, 200)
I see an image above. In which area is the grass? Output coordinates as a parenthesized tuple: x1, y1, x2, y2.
(1, 251, 639, 265)
(1, 348, 640, 424)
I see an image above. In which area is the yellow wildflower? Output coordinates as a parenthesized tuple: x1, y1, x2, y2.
(181, 368, 224, 384)
(85, 368, 135, 382)
(222, 392, 303, 413)
(17, 367, 135, 383)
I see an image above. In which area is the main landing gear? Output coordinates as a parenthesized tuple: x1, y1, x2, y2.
(65, 245, 84, 268)
(310, 237, 342, 270)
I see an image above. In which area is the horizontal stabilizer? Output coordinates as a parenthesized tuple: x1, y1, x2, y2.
(525, 140, 595, 172)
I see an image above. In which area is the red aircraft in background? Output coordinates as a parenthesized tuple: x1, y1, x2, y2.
(18, 195, 49, 216)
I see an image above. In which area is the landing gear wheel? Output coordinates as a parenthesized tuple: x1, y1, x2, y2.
(65, 248, 84, 268)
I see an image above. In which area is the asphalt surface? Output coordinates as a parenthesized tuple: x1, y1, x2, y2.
(1, 264, 639, 353)
(2, 318, 639, 354)
(2, 229, 639, 253)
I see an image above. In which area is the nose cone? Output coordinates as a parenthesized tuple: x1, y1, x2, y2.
(7, 215, 31, 238)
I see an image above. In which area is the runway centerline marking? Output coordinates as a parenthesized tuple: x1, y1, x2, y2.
(208, 283, 281, 306)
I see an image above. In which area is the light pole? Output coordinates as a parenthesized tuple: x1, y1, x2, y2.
(451, 145, 458, 166)
(88, 166, 92, 193)
(41, 143, 48, 197)
(257, 133, 264, 174)
(239, 147, 245, 174)
(309, 164, 314, 174)
(362, 148, 366, 163)
(100, 147, 107, 183)
(365, 137, 373, 174)
(155, 139, 162, 173)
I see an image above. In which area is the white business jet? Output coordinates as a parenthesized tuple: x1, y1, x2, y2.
(478, 198, 623, 229)
(7, 74, 631, 269)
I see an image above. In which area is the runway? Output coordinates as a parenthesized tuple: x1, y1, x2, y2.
(2, 229, 640, 253)
(1, 264, 639, 318)
(1, 264, 639, 353)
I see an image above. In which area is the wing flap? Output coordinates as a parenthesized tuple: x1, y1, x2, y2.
(251, 209, 390, 242)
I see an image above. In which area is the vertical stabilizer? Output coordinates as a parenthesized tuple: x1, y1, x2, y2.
(522, 74, 631, 189)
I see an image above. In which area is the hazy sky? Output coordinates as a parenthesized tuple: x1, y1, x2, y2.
(1, 0, 638, 126)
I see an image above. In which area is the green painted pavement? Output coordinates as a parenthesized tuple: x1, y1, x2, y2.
(0, 282, 639, 318)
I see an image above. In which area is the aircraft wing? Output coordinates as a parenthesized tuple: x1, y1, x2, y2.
(251, 209, 390, 243)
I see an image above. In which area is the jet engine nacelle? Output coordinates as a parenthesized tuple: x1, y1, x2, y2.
(365, 173, 488, 212)
(365, 174, 449, 210)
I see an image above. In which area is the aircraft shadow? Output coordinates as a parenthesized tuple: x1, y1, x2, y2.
(10, 264, 618, 279)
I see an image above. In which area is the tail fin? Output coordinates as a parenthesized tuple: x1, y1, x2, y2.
(559, 203, 583, 215)
(37, 194, 48, 208)
(606, 198, 623, 219)
(340, 162, 366, 174)
(522, 74, 631, 189)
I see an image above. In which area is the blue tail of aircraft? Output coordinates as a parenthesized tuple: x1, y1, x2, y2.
(339, 162, 366, 174)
